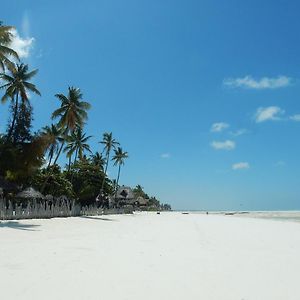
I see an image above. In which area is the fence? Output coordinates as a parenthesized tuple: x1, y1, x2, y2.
(0, 197, 133, 221)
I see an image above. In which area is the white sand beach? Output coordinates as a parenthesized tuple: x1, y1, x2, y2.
(1, 212, 300, 300)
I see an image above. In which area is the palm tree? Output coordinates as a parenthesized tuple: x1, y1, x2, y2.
(64, 127, 92, 167)
(91, 151, 105, 170)
(41, 87, 91, 192)
(42, 124, 63, 168)
(51, 87, 91, 167)
(0, 63, 40, 142)
(99, 132, 119, 194)
(0, 21, 19, 71)
(112, 147, 128, 198)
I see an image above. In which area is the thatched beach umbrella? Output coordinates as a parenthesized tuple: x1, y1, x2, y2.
(16, 187, 44, 199)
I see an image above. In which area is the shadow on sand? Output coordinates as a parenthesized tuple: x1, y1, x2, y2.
(79, 216, 116, 222)
(0, 221, 40, 231)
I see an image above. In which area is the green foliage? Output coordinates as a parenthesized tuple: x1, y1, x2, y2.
(10, 103, 33, 143)
(133, 185, 149, 199)
(52, 87, 91, 132)
(31, 165, 74, 197)
(0, 134, 48, 182)
(0, 21, 19, 71)
(64, 127, 91, 161)
(0, 63, 40, 143)
(69, 157, 113, 205)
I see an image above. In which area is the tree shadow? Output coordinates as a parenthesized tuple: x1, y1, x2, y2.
(0, 221, 40, 231)
(79, 216, 116, 222)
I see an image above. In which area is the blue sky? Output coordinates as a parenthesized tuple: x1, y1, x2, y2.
(1, 0, 300, 210)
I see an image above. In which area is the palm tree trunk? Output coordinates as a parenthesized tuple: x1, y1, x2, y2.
(52, 141, 65, 167)
(47, 151, 54, 168)
(100, 151, 110, 194)
(70, 148, 78, 183)
(6, 92, 19, 142)
(114, 164, 121, 200)
(67, 154, 72, 172)
(41, 141, 65, 193)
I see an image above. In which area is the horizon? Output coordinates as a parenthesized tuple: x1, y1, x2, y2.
(1, 0, 300, 210)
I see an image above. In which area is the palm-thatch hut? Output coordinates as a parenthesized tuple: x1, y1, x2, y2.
(114, 186, 134, 207)
(16, 187, 44, 200)
(129, 196, 149, 207)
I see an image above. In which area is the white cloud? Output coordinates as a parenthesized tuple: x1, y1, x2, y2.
(223, 75, 291, 89)
(232, 162, 250, 170)
(230, 129, 248, 137)
(290, 114, 300, 122)
(254, 106, 284, 123)
(211, 122, 229, 132)
(9, 29, 34, 58)
(160, 153, 170, 159)
(211, 140, 235, 150)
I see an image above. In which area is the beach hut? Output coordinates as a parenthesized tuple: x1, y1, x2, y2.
(130, 196, 149, 208)
(115, 186, 134, 206)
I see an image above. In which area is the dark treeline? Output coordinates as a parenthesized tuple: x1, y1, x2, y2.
(0, 21, 171, 210)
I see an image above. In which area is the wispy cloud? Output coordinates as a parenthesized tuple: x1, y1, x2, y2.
(9, 28, 34, 58)
(230, 128, 249, 137)
(254, 106, 284, 123)
(211, 140, 235, 150)
(290, 114, 300, 122)
(160, 153, 170, 159)
(232, 162, 250, 170)
(223, 75, 291, 89)
(211, 122, 229, 133)
(274, 161, 286, 167)
(21, 11, 31, 37)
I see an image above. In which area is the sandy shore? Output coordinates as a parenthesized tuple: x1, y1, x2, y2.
(1, 212, 300, 300)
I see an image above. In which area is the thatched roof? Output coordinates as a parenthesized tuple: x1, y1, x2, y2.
(116, 186, 134, 200)
(136, 196, 148, 205)
(16, 187, 44, 199)
(128, 196, 148, 205)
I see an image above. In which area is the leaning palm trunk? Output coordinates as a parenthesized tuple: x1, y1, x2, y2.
(99, 152, 110, 194)
(6, 92, 19, 142)
(67, 154, 72, 172)
(41, 140, 65, 193)
(70, 148, 79, 183)
(47, 151, 54, 168)
(114, 164, 121, 201)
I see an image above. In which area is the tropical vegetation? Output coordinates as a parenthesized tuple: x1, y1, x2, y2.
(0, 20, 171, 211)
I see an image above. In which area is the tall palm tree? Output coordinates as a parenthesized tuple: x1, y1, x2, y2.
(0, 63, 40, 142)
(41, 87, 91, 192)
(0, 21, 19, 71)
(112, 147, 128, 198)
(42, 124, 63, 168)
(99, 132, 119, 194)
(51, 87, 91, 167)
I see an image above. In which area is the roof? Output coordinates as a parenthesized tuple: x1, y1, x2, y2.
(115, 186, 134, 200)
(16, 187, 44, 199)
